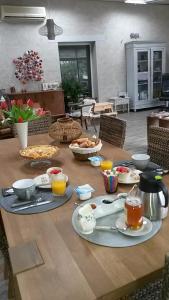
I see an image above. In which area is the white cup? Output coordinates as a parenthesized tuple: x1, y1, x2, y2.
(132, 154, 150, 170)
(12, 179, 36, 201)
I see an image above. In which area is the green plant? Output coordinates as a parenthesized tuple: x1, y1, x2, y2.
(0, 99, 46, 124)
(62, 78, 81, 103)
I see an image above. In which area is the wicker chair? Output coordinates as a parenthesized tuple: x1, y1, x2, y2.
(119, 252, 169, 300)
(99, 115, 126, 148)
(0, 109, 14, 139)
(13, 111, 52, 137)
(147, 126, 169, 169)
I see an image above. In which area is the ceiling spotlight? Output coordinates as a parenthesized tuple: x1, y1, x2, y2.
(39, 19, 63, 40)
(125, 0, 147, 4)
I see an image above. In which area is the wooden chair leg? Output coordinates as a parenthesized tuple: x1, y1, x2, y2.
(4, 258, 10, 279)
(8, 270, 15, 299)
(84, 118, 88, 130)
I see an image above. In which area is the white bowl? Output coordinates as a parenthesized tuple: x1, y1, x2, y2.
(132, 154, 150, 170)
(46, 167, 63, 180)
(114, 166, 131, 181)
(69, 141, 102, 154)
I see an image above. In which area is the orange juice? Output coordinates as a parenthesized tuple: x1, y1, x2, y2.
(52, 180, 66, 195)
(100, 160, 113, 171)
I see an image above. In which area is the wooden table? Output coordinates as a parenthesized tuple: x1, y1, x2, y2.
(1, 135, 169, 300)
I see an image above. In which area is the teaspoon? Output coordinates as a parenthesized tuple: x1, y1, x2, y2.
(95, 224, 128, 232)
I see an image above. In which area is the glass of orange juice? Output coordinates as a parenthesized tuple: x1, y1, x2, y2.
(100, 160, 113, 171)
(51, 174, 66, 196)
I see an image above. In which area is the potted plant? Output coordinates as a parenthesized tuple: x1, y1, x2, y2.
(0, 99, 46, 149)
(61, 78, 82, 112)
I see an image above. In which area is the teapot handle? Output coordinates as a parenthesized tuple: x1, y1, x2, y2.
(157, 181, 168, 208)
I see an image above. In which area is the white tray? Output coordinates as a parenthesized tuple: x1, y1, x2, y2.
(72, 195, 162, 248)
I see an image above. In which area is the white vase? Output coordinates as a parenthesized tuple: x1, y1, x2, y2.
(15, 122, 28, 149)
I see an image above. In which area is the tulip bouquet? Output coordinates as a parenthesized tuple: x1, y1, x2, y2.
(0, 99, 46, 124)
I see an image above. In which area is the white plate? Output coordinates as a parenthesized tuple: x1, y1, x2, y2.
(118, 169, 142, 184)
(34, 174, 69, 189)
(116, 215, 152, 237)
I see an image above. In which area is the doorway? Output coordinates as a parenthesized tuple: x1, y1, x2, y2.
(59, 45, 92, 97)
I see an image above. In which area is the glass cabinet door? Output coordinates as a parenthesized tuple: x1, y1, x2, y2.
(151, 50, 163, 99)
(137, 51, 150, 101)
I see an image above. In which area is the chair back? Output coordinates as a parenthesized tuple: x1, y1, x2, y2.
(161, 252, 169, 300)
(82, 98, 96, 115)
(99, 115, 126, 148)
(148, 126, 169, 169)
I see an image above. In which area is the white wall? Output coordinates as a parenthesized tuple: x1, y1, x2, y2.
(1, 0, 169, 101)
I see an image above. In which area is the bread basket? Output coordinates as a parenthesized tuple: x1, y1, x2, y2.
(69, 138, 102, 161)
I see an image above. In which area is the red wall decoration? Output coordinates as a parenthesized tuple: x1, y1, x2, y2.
(13, 50, 44, 84)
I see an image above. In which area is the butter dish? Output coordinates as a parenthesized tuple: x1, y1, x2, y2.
(75, 184, 95, 201)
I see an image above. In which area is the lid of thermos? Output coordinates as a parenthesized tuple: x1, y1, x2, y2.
(139, 171, 163, 193)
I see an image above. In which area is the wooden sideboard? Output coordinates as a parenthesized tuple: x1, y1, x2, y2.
(7, 89, 65, 116)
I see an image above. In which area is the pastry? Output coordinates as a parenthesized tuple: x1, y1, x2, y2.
(71, 137, 100, 148)
(20, 145, 58, 159)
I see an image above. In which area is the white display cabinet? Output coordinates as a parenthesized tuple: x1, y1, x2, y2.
(125, 41, 166, 111)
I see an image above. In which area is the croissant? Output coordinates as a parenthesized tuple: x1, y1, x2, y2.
(79, 142, 89, 148)
(72, 137, 89, 144)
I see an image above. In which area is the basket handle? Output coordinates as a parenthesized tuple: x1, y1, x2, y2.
(57, 117, 73, 123)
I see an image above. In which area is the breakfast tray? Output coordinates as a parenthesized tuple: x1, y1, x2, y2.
(0, 186, 73, 215)
(72, 196, 162, 248)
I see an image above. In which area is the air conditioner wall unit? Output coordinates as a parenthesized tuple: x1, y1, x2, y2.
(0, 5, 46, 22)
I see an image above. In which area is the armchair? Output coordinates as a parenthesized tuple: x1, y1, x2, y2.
(147, 126, 169, 169)
(69, 98, 96, 129)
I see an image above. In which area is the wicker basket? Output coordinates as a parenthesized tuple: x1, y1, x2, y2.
(49, 117, 82, 143)
(69, 139, 102, 161)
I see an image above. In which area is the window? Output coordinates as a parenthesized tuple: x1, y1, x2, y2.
(59, 45, 92, 96)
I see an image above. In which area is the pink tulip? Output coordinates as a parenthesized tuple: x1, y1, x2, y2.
(27, 98, 34, 107)
(0, 101, 8, 110)
(11, 99, 16, 106)
(17, 99, 23, 107)
(36, 108, 46, 116)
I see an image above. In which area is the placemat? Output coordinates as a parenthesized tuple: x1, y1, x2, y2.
(72, 196, 162, 248)
(0, 185, 73, 215)
(114, 160, 161, 172)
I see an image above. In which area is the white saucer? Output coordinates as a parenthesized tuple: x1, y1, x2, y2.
(34, 174, 69, 189)
(118, 169, 142, 184)
(116, 214, 152, 237)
